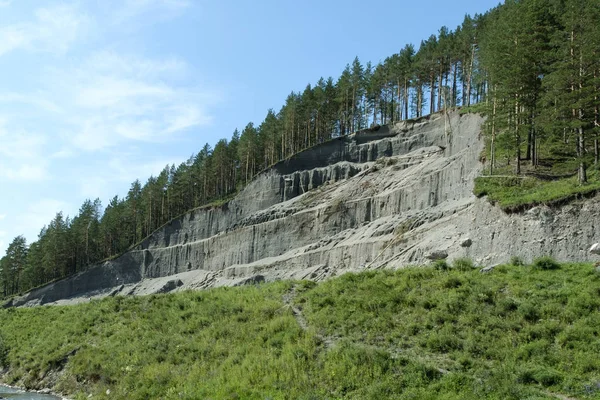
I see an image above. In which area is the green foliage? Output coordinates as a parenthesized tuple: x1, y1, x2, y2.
(474, 173, 600, 212)
(0, 332, 7, 368)
(3, 263, 599, 398)
(532, 256, 561, 271)
(433, 259, 450, 271)
(452, 258, 475, 271)
(510, 256, 525, 266)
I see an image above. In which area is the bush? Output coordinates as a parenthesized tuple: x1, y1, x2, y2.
(453, 257, 475, 271)
(533, 256, 561, 270)
(510, 256, 525, 266)
(518, 366, 563, 386)
(433, 260, 450, 271)
(443, 276, 463, 289)
(519, 302, 540, 323)
(0, 333, 7, 367)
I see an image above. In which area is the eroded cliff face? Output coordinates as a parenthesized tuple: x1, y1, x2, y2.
(10, 111, 600, 307)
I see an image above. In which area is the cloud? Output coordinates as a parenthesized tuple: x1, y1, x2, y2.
(0, 121, 50, 182)
(0, 92, 62, 113)
(0, 3, 88, 57)
(115, 0, 191, 23)
(22, 198, 74, 235)
(46, 51, 217, 152)
(0, 199, 73, 251)
(0, 215, 6, 221)
(0, 164, 49, 182)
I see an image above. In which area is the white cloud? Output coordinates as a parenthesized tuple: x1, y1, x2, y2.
(0, 215, 6, 221)
(86, 50, 187, 79)
(0, 164, 48, 182)
(0, 121, 50, 182)
(46, 51, 216, 152)
(165, 105, 210, 133)
(0, 92, 62, 113)
(0, 26, 29, 56)
(75, 77, 173, 109)
(0, 3, 88, 57)
(115, 0, 191, 23)
(22, 198, 73, 235)
(0, 131, 47, 160)
(79, 176, 110, 200)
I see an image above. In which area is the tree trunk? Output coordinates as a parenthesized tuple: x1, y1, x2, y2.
(466, 44, 475, 107)
(515, 95, 521, 175)
(352, 86, 356, 133)
(438, 63, 445, 112)
(404, 78, 409, 120)
(429, 74, 435, 115)
(417, 86, 423, 118)
(490, 91, 497, 175)
(595, 67, 599, 165)
(578, 126, 587, 184)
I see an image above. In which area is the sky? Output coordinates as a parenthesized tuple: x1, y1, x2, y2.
(0, 0, 501, 255)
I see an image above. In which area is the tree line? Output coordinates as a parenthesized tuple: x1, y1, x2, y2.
(2, 0, 599, 298)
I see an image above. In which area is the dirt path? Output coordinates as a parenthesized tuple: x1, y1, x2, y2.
(282, 284, 337, 349)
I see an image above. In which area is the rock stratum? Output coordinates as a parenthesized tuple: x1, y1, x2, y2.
(10, 111, 600, 307)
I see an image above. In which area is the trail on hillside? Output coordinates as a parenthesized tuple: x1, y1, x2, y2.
(282, 284, 338, 350)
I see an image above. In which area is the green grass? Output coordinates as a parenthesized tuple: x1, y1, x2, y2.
(2, 263, 600, 399)
(474, 171, 600, 212)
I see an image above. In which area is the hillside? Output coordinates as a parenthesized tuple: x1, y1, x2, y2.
(2, 262, 600, 399)
(3, 0, 599, 302)
(7, 110, 600, 307)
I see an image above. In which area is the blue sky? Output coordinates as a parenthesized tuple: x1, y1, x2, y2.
(0, 0, 501, 254)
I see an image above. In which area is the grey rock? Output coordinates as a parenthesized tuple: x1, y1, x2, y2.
(156, 279, 184, 294)
(460, 238, 473, 248)
(480, 265, 497, 273)
(590, 243, 600, 255)
(12, 110, 600, 307)
(426, 250, 449, 260)
(233, 275, 265, 286)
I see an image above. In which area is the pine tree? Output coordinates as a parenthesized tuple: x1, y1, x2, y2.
(1, 236, 28, 296)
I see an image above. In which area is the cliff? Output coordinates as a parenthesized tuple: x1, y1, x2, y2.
(9, 110, 600, 307)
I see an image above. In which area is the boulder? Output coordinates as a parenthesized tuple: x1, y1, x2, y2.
(157, 279, 184, 294)
(460, 238, 473, 248)
(426, 250, 448, 260)
(480, 265, 497, 273)
(590, 243, 600, 255)
(234, 275, 266, 286)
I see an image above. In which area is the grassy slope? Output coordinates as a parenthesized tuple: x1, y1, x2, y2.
(474, 171, 600, 212)
(1, 263, 600, 399)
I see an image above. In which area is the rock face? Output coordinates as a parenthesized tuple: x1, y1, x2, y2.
(10, 111, 600, 307)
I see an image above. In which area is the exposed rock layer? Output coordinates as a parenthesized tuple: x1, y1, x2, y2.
(10, 111, 600, 307)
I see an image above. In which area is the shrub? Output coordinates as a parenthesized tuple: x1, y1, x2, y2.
(433, 260, 450, 271)
(443, 276, 463, 289)
(510, 256, 525, 266)
(533, 256, 561, 270)
(519, 302, 540, 323)
(518, 366, 563, 386)
(0, 333, 6, 367)
(453, 257, 475, 271)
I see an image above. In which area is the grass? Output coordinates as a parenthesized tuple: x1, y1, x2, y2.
(474, 170, 600, 212)
(1, 263, 600, 399)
